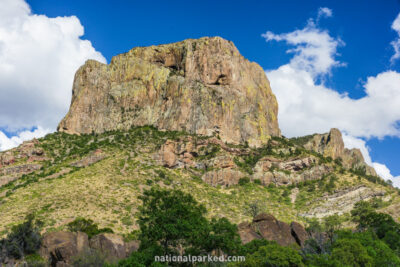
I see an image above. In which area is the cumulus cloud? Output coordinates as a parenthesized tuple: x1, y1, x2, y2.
(391, 13, 400, 63)
(0, 0, 105, 151)
(0, 126, 50, 151)
(0, 0, 106, 133)
(262, 8, 400, 184)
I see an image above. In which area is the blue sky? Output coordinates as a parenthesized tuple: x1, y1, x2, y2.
(1, 0, 399, 182)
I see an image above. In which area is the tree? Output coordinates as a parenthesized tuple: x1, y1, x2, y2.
(330, 239, 373, 266)
(0, 214, 43, 261)
(323, 215, 342, 242)
(204, 218, 241, 255)
(236, 242, 304, 267)
(136, 187, 241, 259)
(245, 200, 264, 219)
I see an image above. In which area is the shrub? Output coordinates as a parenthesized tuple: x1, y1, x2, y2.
(235, 242, 303, 267)
(238, 177, 250, 186)
(67, 218, 113, 239)
(244, 201, 264, 219)
(70, 248, 108, 267)
(24, 253, 47, 267)
(0, 214, 43, 261)
(253, 179, 261, 185)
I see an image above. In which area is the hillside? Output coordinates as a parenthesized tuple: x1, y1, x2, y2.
(0, 126, 397, 237)
(1, 37, 400, 266)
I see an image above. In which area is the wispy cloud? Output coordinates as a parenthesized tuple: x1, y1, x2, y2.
(390, 13, 400, 64)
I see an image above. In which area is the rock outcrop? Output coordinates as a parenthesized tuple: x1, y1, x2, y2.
(58, 37, 280, 147)
(238, 213, 309, 247)
(39, 231, 139, 266)
(304, 128, 376, 175)
(301, 185, 385, 218)
(39, 231, 89, 266)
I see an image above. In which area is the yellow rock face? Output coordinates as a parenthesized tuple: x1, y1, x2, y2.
(58, 37, 281, 146)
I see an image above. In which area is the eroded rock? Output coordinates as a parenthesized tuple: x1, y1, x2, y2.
(39, 231, 89, 266)
(238, 213, 308, 247)
(58, 37, 280, 147)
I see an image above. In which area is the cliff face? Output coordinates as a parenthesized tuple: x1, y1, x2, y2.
(58, 37, 280, 146)
(304, 128, 377, 176)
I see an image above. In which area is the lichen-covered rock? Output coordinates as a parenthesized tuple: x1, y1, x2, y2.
(58, 37, 280, 147)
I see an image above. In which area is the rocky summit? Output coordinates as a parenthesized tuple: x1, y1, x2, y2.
(58, 37, 280, 147)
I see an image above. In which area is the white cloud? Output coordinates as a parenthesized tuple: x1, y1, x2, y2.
(263, 8, 400, 183)
(0, 127, 50, 151)
(262, 19, 343, 78)
(0, 0, 106, 135)
(318, 7, 333, 20)
(391, 13, 400, 63)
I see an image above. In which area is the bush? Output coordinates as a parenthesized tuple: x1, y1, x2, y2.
(244, 201, 264, 219)
(67, 218, 113, 239)
(0, 214, 43, 261)
(70, 248, 108, 267)
(253, 179, 261, 185)
(235, 242, 303, 267)
(238, 177, 250, 186)
(24, 253, 47, 267)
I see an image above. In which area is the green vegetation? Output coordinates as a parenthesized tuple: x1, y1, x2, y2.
(0, 214, 43, 262)
(2, 188, 400, 266)
(117, 188, 241, 266)
(67, 217, 114, 239)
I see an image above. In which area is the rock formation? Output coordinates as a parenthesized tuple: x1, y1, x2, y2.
(238, 213, 309, 247)
(304, 128, 376, 175)
(39, 231, 139, 266)
(58, 37, 280, 147)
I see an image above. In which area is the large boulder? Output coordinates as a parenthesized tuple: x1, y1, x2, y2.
(238, 213, 309, 247)
(58, 37, 280, 147)
(290, 222, 309, 247)
(39, 231, 89, 267)
(251, 213, 296, 247)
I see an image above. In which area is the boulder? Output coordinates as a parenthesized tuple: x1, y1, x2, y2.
(39, 231, 89, 266)
(290, 222, 309, 247)
(238, 214, 308, 247)
(251, 214, 296, 247)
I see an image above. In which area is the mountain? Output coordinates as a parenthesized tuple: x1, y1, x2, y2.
(57, 37, 280, 147)
(1, 37, 399, 265)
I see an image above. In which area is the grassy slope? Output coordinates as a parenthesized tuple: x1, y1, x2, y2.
(0, 126, 398, 236)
